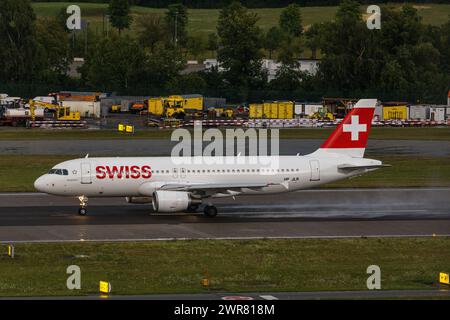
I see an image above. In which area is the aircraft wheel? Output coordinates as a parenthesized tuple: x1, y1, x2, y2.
(78, 208, 87, 216)
(203, 205, 218, 218)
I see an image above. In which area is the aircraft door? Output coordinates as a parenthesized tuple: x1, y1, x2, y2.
(81, 162, 92, 184)
(309, 160, 320, 181)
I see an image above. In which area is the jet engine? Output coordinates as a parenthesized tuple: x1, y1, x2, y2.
(125, 197, 152, 204)
(152, 191, 199, 212)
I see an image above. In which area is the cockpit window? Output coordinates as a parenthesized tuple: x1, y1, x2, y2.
(48, 169, 68, 175)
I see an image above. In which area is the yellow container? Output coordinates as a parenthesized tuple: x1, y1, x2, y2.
(148, 98, 164, 115)
(118, 124, 124, 132)
(383, 106, 408, 120)
(183, 95, 203, 111)
(249, 104, 263, 118)
(263, 103, 272, 118)
(277, 101, 294, 119)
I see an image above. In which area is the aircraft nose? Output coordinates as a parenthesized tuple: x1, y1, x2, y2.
(34, 176, 47, 192)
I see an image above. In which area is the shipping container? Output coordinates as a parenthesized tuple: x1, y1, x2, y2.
(249, 104, 264, 118)
(428, 107, 446, 121)
(182, 94, 203, 111)
(304, 104, 322, 116)
(409, 105, 428, 120)
(60, 100, 101, 118)
(280, 101, 294, 119)
(382, 105, 409, 120)
(203, 97, 226, 109)
(148, 97, 164, 115)
(249, 102, 294, 119)
(294, 103, 303, 115)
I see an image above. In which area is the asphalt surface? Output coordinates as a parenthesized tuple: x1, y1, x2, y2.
(0, 139, 449, 156)
(0, 188, 449, 242)
(4, 289, 450, 300)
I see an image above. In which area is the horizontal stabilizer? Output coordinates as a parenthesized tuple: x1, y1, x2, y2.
(337, 164, 391, 171)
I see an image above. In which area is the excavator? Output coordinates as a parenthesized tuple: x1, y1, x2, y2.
(310, 106, 335, 121)
(29, 100, 80, 121)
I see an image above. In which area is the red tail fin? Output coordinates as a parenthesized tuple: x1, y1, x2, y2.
(318, 99, 377, 157)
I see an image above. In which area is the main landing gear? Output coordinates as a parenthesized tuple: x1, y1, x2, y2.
(78, 195, 88, 216)
(203, 205, 218, 218)
(187, 204, 200, 213)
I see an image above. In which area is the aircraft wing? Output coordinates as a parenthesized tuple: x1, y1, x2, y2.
(337, 164, 391, 171)
(159, 182, 276, 196)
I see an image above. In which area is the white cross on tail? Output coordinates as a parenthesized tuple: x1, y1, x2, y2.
(343, 115, 367, 141)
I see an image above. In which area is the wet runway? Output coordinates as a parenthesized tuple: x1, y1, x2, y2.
(0, 139, 448, 157)
(0, 188, 449, 242)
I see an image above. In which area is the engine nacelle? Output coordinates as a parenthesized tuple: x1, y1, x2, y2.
(126, 197, 152, 204)
(152, 191, 193, 212)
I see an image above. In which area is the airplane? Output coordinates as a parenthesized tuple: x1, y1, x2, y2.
(34, 99, 388, 217)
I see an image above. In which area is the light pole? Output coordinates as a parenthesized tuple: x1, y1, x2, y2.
(174, 10, 178, 47)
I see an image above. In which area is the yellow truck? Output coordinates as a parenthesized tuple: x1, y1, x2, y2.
(165, 94, 203, 111)
(249, 101, 294, 119)
(147, 94, 204, 117)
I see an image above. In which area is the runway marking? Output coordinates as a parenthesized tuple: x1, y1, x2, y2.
(260, 295, 278, 300)
(1, 233, 450, 244)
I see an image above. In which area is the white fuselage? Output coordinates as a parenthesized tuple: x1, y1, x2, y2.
(34, 153, 380, 198)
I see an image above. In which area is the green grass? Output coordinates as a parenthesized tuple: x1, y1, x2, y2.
(0, 127, 449, 140)
(0, 238, 448, 296)
(326, 155, 450, 188)
(0, 154, 448, 192)
(31, 2, 450, 40)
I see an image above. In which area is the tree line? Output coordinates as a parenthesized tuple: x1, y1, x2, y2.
(31, 0, 450, 9)
(1, 0, 449, 104)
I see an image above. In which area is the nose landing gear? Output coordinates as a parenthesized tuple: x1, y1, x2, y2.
(78, 195, 88, 216)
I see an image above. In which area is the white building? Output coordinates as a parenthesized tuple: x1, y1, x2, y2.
(204, 58, 320, 81)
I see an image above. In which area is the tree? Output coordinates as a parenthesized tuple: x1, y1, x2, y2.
(167, 73, 207, 93)
(207, 33, 219, 56)
(279, 4, 303, 38)
(217, 1, 265, 100)
(0, 0, 38, 82)
(165, 3, 188, 47)
(304, 23, 323, 59)
(108, 0, 133, 35)
(186, 36, 205, 59)
(35, 18, 71, 81)
(315, 0, 373, 95)
(81, 35, 146, 91)
(136, 14, 168, 52)
(264, 26, 284, 59)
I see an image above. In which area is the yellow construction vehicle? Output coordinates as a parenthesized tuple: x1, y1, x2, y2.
(29, 100, 80, 121)
(310, 106, 335, 121)
(166, 107, 185, 118)
(225, 108, 234, 118)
